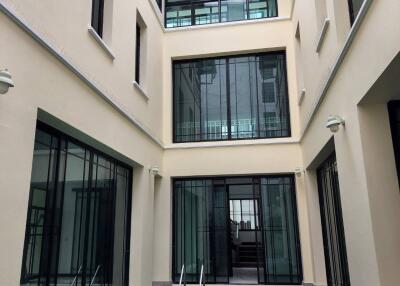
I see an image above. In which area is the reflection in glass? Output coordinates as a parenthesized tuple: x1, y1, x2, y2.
(173, 52, 290, 142)
(166, 0, 278, 28)
(173, 176, 302, 284)
(21, 124, 132, 286)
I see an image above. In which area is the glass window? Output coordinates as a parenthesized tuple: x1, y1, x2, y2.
(173, 52, 290, 142)
(348, 0, 364, 25)
(21, 123, 132, 286)
(165, 0, 278, 28)
(91, 0, 105, 37)
(173, 176, 302, 284)
(135, 24, 141, 84)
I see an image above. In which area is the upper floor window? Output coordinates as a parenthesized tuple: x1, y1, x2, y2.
(173, 52, 291, 143)
(135, 24, 141, 84)
(91, 0, 105, 37)
(165, 0, 278, 28)
(156, 0, 162, 11)
(348, 0, 364, 25)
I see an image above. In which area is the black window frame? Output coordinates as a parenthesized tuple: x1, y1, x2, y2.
(91, 0, 105, 37)
(388, 101, 400, 186)
(135, 24, 141, 84)
(171, 174, 303, 285)
(172, 51, 292, 143)
(317, 152, 351, 286)
(156, 0, 162, 11)
(164, 0, 278, 28)
(20, 121, 133, 286)
(347, 0, 364, 25)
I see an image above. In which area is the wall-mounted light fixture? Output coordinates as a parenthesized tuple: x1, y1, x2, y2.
(294, 167, 303, 177)
(326, 115, 345, 133)
(150, 165, 160, 175)
(0, 69, 14, 94)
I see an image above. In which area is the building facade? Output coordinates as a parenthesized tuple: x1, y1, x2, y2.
(0, 0, 399, 285)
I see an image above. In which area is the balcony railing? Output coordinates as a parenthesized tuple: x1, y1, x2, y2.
(175, 117, 285, 141)
(165, 0, 278, 28)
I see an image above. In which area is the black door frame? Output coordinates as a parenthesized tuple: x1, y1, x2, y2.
(172, 175, 303, 285)
(225, 178, 265, 285)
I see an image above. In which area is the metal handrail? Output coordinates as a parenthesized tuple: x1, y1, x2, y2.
(179, 264, 186, 286)
(90, 265, 101, 286)
(199, 264, 205, 286)
(70, 264, 82, 286)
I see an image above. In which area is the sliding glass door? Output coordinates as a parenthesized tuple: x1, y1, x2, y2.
(21, 123, 132, 286)
(317, 153, 350, 286)
(172, 176, 302, 285)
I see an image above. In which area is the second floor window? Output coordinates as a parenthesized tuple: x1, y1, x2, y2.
(135, 24, 141, 84)
(165, 0, 278, 28)
(173, 52, 291, 143)
(348, 0, 364, 25)
(91, 0, 105, 37)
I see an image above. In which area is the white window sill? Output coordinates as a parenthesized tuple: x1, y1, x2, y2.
(88, 26, 115, 60)
(133, 81, 149, 101)
(298, 88, 306, 106)
(164, 137, 300, 149)
(164, 16, 290, 33)
(315, 18, 330, 53)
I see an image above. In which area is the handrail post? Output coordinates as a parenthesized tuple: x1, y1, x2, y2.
(179, 265, 185, 286)
(90, 264, 101, 286)
(199, 264, 204, 286)
(70, 264, 82, 286)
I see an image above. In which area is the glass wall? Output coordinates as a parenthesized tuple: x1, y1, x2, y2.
(165, 0, 278, 28)
(317, 153, 350, 286)
(173, 52, 290, 142)
(21, 123, 132, 286)
(260, 177, 302, 284)
(348, 0, 364, 24)
(172, 176, 302, 285)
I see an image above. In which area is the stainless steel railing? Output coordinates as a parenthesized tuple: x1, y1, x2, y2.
(70, 264, 82, 286)
(179, 264, 186, 286)
(199, 264, 205, 286)
(90, 265, 101, 286)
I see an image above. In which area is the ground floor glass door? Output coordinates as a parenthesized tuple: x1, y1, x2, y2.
(21, 123, 132, 286)
(317, 153, 350, 286)
(173, 176, 302, 285)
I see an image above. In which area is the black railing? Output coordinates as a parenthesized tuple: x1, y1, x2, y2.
(165, 0, 278, 28)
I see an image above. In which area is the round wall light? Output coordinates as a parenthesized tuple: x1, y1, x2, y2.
(326, 115, 345, 133)
(0, 69, 14, 94)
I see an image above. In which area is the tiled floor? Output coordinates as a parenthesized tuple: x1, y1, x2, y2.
(230, 267, 258, 284)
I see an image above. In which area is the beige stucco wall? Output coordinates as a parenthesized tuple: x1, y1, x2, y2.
(0, 1, 164, 285)
(1, 0, 400, 285)
(294, 0, 400, 285)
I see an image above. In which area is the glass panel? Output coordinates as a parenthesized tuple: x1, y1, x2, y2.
(229, 56, 259, 139)
(221, 0, 247, 22)
(57, 142, 88, 285)
(194, 2, 219, 25)
(173, 52, 290, 142)
(21, 129, 59, 285)
(317, 153, 350, 286)
(349, 0, 364, 24)
(166, 0, 277, 27)
(21, 125, 132, 286)
(173, 180, 229, 283)
(249, 0, 267, 19)
(166, 4, 192, 28)
(260, 177, 302, 284)
(174, 59, 228, 142)
(174, 177, 302, 284)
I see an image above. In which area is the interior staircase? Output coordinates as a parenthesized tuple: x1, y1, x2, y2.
(234, 242, 258, 268)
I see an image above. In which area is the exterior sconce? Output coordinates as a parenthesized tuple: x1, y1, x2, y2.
(326, 115, 345, 133)
(294, 167, 303, 177)
(0, 69, 14, 94)
(150, 165, 160, 175)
